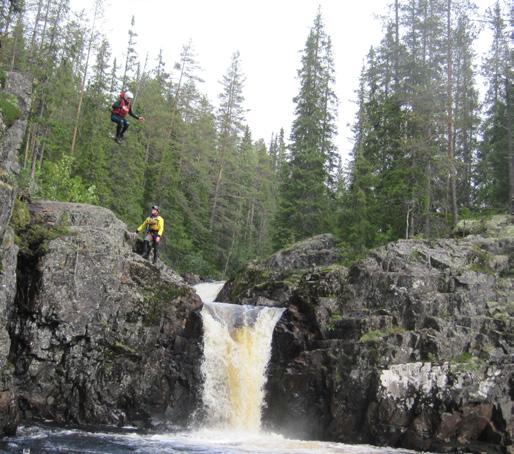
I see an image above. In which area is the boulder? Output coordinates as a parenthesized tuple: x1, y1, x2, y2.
(9, 201, 203, 429)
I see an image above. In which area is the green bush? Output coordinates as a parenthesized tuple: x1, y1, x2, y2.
(35, 156, 99, 204)
(9, 198, 30, 231)
(0, 92, 21, 127)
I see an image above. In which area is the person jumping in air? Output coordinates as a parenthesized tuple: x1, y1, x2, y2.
(136, 205, 164, 264)
(111, 90, 144, 144)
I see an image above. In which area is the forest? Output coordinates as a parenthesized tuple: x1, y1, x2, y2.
(0, 0, 512, 277)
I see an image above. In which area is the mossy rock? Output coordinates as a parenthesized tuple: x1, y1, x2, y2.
(450, 352, 484, 372)
(455, 214, 513, 239)
(9, 198, 30, 232)
(0, 92, 21, 127)
(15, 223, 70, 258)
(142, 284, 188, 326)
(467, 245, 494, 275)
(359, 326, 405, 343)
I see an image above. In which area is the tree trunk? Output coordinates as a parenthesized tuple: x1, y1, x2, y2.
(424, 161, 432, 238)
(71, 1, 100, 155)
(209, 164, 224, 230)
(447, 0, 458, 226)
(29, 0, 44, 55)
(394, 0, 400, 90)
(507, 75, 514, 215)
(23, 125, 31, 168)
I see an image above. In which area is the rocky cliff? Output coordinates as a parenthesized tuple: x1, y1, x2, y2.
(219, 225, 513, 453)
(8, 201, 204, 429)
(0, 73, 205, 435)
(0, 72, 31, 436)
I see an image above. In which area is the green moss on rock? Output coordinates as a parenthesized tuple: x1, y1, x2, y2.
(451, 352, 483, 372)
(142, 285, 188, 326)
(359, 326, 405, 343)
(15, 223, 70, 258)
(468, 246, 495, 275)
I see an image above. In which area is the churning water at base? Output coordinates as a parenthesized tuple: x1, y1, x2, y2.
(1, 424, 422, 453)
(0, 282, 427, 453)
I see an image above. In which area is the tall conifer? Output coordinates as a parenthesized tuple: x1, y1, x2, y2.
(273, 10, 338, 248)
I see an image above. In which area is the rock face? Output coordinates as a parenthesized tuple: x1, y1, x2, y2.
(0, 72, 32, 436)
(220, 219, 514, 453)
(9, 201, 203, 428)
(0, 72, 205, 435)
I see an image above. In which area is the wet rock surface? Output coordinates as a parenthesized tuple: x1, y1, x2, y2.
(220, 219, 514, 453)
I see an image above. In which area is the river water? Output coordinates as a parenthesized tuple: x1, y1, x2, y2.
(0, 282, 424, 454)
(1, 425, 421, 453)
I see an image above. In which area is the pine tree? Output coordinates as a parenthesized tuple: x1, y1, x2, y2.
(121, 15, 137, 90)
(453, 10, 479, 209)
(209, 51, 247, 272)
(74, 37, 112, 202)
(476, 1, 511, 210)
(273, 10, 338, 249)
(70, 0, 102, 155)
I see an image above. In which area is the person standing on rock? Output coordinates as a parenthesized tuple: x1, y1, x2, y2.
(136, 205, 164, 264)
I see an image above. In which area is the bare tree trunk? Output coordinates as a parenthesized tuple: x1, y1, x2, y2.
(121, 16, 136, 89)
(30, 145, 39, 182)
(23, 124, 32, 168)
(132, 52, 148, 107)
(38, 0, 51, 54)
(424, 161, 432, 237)
(9, 15, 22, 70)
(394, 0, 400, 90)
(209, 164, 223, 229)
(38, 141, 46, 168)
(507, 75, 514, 215)
(447, 0, 458, 226)
(405, 204, 412, 239)
(71, 0, 101, 155)
(29, 0, 44, 54)
(222, 229, 237, 278)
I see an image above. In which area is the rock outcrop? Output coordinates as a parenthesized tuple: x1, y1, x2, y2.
(220, 219, 514, 453)
(9, 201, 203, 429)
(0, 72, 31, 436)
(0, 72, 205, 435)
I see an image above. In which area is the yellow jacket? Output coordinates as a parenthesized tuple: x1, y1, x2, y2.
(137, 215, 164, 236)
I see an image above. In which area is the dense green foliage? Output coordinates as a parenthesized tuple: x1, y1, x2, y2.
(0, 0, 510, 276)
(341, 0, 513, 258)
(273, 11, 339, 249)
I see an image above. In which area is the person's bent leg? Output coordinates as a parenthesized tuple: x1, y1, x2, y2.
(120, 119, 129, 138)
(152, 239, 159, 264)
(142, 233, 152, 259)
(111, 115, 124, 140)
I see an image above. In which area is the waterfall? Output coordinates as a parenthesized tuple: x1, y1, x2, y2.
(200, 300, 284, 432)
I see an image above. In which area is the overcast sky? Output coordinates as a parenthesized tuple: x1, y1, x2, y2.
(72, 0, 497, 162)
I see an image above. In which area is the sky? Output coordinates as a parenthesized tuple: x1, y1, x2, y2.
(71, 0, 498, 162)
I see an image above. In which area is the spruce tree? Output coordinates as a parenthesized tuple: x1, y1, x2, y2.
(273, 10, 338, 249)
(476, 1, 511, 210)
(209, 51, 247, 272)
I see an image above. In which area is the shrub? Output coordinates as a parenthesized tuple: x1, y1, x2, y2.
(0, 92, 21, 127)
